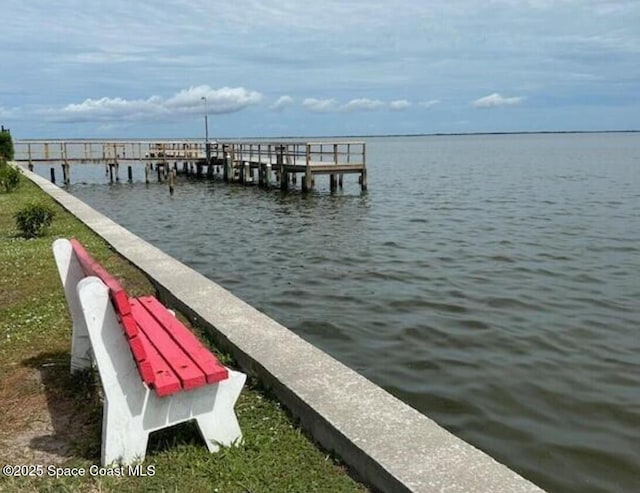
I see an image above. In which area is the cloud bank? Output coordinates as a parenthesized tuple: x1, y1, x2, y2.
(472, 93, 524, 108)
(48, 86, 262, 123)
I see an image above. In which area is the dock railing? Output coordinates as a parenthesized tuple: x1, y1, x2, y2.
(15, 139, 367, 191)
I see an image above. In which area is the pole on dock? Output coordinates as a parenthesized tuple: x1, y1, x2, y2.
(169, 169, 175, 195)
(244, 162, 250, 184)
(108, 164, 114, 183)
(302, 144, 312, 192)
(28, 144, 33, 171)
(330, 174, 337, 191)
(224, 147, 232, 183)
(62, 164, 70, 185)
(50, 167, 56, 184)
(278, 146, 287, 191)
(145, 163, 150, 184)
(127, 166, 133, 183)
(265, 163, 272, 188)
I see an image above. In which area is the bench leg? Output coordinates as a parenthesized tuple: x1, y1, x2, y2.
(195, 370, 246, 452)
(102, 404, 150, 466)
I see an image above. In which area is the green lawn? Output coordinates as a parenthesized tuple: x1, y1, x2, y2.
(0, 171, 368, 493)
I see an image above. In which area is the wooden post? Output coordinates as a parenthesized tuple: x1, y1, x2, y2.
(28, 143, 33, 170)
(278, 146, 287, 191)
(127, 166, 133, 182)
(169, 169, 175, 195)
(50, 167, 56, 184)
(244, 162, 250, 184)
(62, 163, 70, 185)
(331, 143, 338, 191)
(330, 174, 337, 191)
(224, 147, 232, 182)
(157, 164, 162, 182)
(361, 143, 367, 191)
(302, 144, 312, 192)
(145, 163, 150, 184)
(265, 163, 271, 188)
(109, 164, 114, 183)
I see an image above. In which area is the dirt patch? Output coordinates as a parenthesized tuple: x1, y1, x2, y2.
(0, 362, 98, 466)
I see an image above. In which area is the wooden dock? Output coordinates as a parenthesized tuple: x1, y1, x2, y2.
(14, 140, 367, 191)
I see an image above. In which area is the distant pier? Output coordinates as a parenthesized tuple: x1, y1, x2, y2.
(14, 140, 367, 191)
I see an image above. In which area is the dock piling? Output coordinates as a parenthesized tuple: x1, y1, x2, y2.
(62, 163, 70, 185)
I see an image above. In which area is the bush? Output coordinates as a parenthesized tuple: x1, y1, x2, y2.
(0, 160, 21, 192)
(14, 202, 55, 238)
(0, 129, 14, 161)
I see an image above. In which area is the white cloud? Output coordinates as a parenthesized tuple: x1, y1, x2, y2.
(166, 86, 262, 113)
(472, 93, 524, 108)
(389, 100, 411, 110)
(341, 98, 384, 111)
(419, 99, 440, 108)
(45, 85, 262, 123)
(302, 98, 339, 112)
(270, 95, 294, 111)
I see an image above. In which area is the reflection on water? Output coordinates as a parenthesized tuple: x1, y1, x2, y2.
(36, 133, 640, 493)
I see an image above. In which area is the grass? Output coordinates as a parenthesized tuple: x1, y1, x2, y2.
(0, 173, 369, 493)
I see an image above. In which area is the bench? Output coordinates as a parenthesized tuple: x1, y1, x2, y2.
(52, 238, 246, 466)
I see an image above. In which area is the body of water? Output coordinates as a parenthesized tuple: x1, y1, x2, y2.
(34, 132, 640, 493)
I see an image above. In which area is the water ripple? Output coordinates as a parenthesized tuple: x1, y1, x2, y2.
(60, 133, 640, 493)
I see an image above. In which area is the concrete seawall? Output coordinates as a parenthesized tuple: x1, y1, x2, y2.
(24, 168, 545, 493)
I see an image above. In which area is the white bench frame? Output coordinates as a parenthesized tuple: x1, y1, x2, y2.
(53, 238, 246, 466)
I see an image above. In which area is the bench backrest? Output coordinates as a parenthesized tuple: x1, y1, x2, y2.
(69, 239, 156, 385)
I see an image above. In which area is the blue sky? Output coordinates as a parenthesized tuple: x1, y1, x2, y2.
(1, 0, 639, 138)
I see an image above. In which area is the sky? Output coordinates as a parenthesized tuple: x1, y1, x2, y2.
(1, 0, 639, 138)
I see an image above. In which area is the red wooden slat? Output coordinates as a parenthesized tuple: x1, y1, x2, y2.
(137, 296, 229, 383)
(136, 329, 182, 397)
(129, 335, 155, 384)
(130, 298, 206, 391)
(119, 312, 139, 339)
(70, 239, 131, 317)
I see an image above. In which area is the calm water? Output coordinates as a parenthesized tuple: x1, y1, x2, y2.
(36, 133, 640, 493)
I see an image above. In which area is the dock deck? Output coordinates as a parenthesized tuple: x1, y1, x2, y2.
(14, 139, 367, 191)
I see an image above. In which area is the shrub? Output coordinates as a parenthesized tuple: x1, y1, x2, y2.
(14, 202, 55, 238)
(0, 129, 14, 161)
(0, 160, 21, 192)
